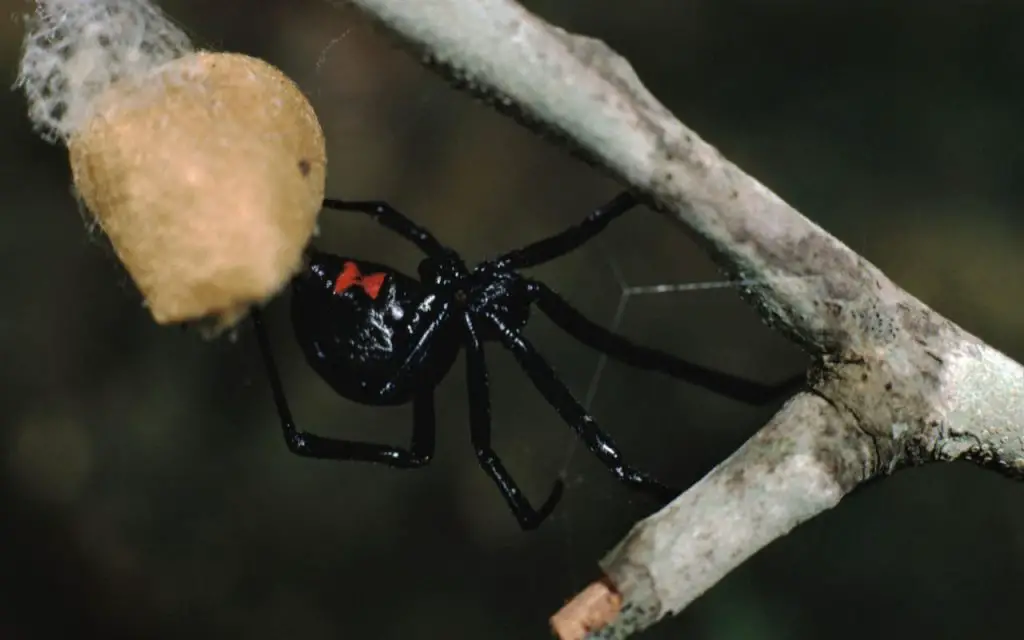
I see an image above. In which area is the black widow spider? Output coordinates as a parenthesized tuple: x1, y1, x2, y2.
(251, 191, 804, 530)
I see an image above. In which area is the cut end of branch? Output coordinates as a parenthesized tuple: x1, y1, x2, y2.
(550, 575, 623, 640)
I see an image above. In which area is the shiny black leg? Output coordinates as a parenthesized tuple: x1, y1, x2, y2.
(492, 191, 640, 270)
(463, 314, 564, 530)
(253, 309, 435, 467)
(484, 312, 678, 503)
(322, 198, 450, 259)
(528, 281, 805, 404)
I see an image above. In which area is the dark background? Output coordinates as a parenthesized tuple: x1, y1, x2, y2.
(3, 1, 1024, 638)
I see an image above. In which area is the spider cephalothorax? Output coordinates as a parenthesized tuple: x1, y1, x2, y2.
(253, 192, 803, 530)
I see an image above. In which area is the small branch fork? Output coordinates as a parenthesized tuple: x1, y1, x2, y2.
(343, 0, 1024, 637)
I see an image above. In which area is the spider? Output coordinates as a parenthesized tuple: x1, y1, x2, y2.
(250, 191, 804, 530)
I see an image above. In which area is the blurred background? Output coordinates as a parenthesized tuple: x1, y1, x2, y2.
(3, 0, 1024, 638)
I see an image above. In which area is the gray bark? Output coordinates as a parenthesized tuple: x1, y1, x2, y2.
(343, 1, 1024, 637)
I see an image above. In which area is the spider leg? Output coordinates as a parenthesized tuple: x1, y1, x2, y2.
(377, 303, 452, 396)
(528, 281, 805, 405)
(322, 198, 450, 258)
(492, 191, 640, 270)
(484, 312, 678, 503)
(253, 309, 435, 467)
(463, 314, 564, 530)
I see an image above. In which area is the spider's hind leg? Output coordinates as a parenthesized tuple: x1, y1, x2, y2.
(252, 309, 436, 467)
(322, 198, 450, 259)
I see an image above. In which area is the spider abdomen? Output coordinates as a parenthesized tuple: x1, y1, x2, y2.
(290, 252, 460, 406)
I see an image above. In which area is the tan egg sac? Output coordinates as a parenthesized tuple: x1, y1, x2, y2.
(68, 51, 326, 332)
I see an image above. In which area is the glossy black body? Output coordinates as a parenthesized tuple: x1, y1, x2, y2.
(253, 193, 805, 530)
(291, 253, 461, 406)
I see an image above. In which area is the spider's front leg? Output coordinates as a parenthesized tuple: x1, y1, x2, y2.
(463, 314, 564, 530)
(485, 312, 679, 504)
(527, 281, 805, 404)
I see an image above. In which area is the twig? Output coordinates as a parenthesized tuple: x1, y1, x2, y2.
(342, 0, 1024, 637)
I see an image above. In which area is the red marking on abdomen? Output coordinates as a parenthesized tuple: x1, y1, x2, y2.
(359, 272, 386, 299)
(334, 261, 387, 300)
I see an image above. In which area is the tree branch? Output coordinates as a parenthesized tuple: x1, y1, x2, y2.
(343, 0, 1024, 637)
